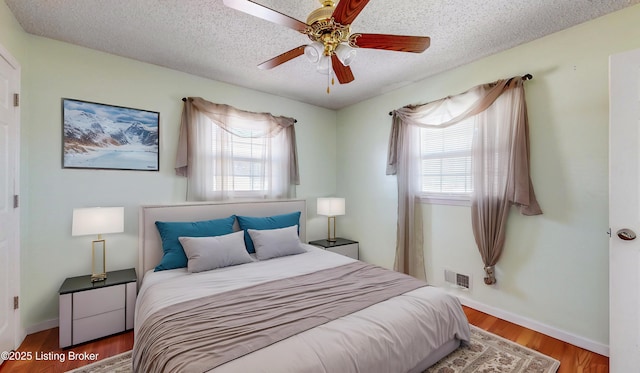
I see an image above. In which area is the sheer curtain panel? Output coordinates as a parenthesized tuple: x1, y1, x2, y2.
(388, 77, 541, 283)
(470, 79, 542, 284)
(176, 97, 299, 201)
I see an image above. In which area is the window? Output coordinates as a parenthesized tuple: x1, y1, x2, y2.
(176, 98, 298, 201)
(212, 127, 271, 194)
(206, 119, 291, 200)
(419, 118, 474, 204)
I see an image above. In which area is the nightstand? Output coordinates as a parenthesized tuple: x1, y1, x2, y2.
(58, 268, 137, 348)
(309, 238, 359, 260)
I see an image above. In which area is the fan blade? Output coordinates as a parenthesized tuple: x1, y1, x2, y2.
(258, 45, 306, 70)
(223, 0, 308, 33)
(332, 0, 370, 25)
(331, 54, 355, 84)
(350, 33, 430, 53)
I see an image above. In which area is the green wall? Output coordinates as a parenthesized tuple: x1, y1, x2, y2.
(0, 0, 25, 60)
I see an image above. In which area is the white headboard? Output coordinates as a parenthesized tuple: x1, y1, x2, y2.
(138, 199, 307, 278)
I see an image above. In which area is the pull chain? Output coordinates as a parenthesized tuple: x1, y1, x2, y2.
(326, 69, 336, 94)
(327, 69, 331, 94)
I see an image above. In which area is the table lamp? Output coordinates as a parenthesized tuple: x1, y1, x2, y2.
(72, 207, 124, 282)
(317, 197, 345, 242)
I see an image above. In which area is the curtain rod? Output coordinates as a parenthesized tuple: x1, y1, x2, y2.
(181, 97, 297, 123)
(387, 73, 533, 116)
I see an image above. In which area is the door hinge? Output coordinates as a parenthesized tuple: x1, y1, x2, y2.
(13, 195, 19, 208)
(13, 296, 18, 310)
(13, 93, 19, 107)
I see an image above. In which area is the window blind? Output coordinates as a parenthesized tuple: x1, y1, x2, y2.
(420, 119, 473, 195)
(212, 128, 270, 193)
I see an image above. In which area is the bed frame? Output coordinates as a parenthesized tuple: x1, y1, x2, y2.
(138, 199, 307, 279)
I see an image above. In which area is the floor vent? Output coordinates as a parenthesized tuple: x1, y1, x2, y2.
(444, 269, 471, 290)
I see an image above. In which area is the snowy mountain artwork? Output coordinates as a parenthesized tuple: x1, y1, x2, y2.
(63, 99, 160, 170)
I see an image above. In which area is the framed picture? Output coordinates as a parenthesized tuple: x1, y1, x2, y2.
(62, 98, 160, 171)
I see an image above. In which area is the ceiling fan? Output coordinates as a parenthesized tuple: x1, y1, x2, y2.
(222, 0, 430, 91)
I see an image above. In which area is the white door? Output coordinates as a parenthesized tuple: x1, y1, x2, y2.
(609, 48, 640, 372)
(0, 44, 20, 362)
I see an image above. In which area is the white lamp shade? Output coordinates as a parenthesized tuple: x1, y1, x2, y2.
(72, 207, 124, 236)
(304, 42, 324, 63)
(316, 55, 331, 74)
(317, 198, 345, 217)
(335, 44, 356, 66)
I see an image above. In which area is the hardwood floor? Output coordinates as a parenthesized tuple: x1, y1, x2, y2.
(463, 307, 609, 373)
(0, 306, 608, 372)
(0, 329, 132, 373)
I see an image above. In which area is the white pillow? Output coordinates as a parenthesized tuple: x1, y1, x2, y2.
(248, 225, 305, 260)
(178, 231, 253, 273)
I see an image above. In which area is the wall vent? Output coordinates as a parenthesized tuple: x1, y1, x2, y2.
(444, 269, 471, 290)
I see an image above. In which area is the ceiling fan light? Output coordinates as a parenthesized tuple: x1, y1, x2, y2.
(304, 42, 324, 63)
(335, 44, 356, 66)
(316, 55, 331, 74)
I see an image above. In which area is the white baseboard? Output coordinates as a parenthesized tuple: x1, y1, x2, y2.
(458, 295, 610, 357)
(17, 328, 26, 348)
(25, 318, 58, 335)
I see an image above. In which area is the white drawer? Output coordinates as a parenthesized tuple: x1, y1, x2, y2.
(73, 309, 125, 344)
(73, 285, 125, 319)
(327, 243, 358, 259)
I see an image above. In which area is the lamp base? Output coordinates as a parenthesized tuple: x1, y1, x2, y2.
(91, 238, 107, 283)
(326, 216, 338, 242)
(91, 273, 107, 282)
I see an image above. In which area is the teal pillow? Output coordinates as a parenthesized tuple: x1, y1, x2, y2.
(154, 215, 236, 271)
(237, 212, 301, 254)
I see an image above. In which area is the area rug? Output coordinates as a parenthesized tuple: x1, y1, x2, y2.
(425, 326, 560, 373)
(65, 351, 131, 373)
(66, 326, 560, 373)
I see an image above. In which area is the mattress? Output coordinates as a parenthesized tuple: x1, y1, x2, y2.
(134, 245, 470, 372)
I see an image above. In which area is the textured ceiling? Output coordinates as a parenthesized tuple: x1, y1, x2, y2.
(5, 0, 640, 109)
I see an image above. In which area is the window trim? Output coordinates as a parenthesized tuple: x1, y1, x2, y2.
(419, 193, 471, 206)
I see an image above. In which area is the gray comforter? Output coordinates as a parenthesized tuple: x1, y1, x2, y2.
(133, 246, 470, 373)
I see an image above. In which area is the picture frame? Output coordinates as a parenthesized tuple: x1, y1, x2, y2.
(62, 98, 160, 171)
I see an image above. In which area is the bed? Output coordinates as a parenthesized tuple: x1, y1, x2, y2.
(134, 199, 470, 373)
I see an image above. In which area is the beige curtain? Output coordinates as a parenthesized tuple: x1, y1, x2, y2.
(387, 119, 426, 280)
(387, 77, 541, 283)
(176, 97, 299, 200)
(470, 79, 541, 284)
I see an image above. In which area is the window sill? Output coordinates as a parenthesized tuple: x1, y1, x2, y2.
(419, 195, 471, 206)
